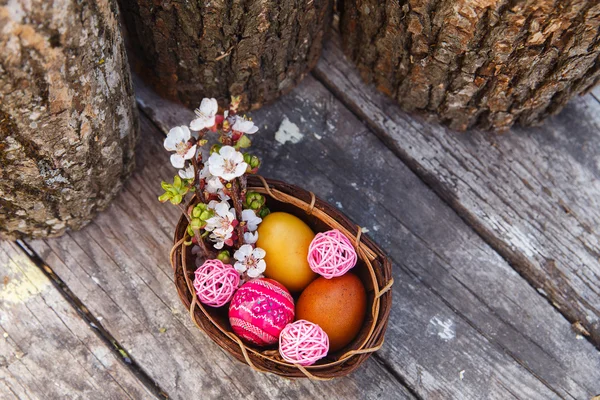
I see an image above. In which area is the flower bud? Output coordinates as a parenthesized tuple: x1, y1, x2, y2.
(258, 207, 271, 218)
(186, 224, 195, 237)
(242, 153, 260, 170)
(191, 203, 214, 222)
(217, 250, 231, 264)
(249, 156, 260, 169)
(200, 210, 212, 221)
(244, 192, 265, 210)
(190, 218, 204, 230)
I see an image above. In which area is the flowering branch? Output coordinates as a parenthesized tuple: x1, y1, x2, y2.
(158, 96, 269, 280)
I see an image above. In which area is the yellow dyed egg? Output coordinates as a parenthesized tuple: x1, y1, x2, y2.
(256, 212, 317, 292)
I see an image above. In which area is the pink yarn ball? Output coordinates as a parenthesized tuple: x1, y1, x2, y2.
(193, 259, 240, 307)
(279, 320, 329, 366)
(307, 229, 358, 278)
(229, 279, 295, 346)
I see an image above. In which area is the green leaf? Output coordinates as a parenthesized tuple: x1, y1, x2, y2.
(158, 192, 171, 203)
(210, 144, 222, 155)
(161, 181, 171, 191)
(170, 195, 183, 205)
(173, 175, 182, 188)
(236, 135, 252, 149)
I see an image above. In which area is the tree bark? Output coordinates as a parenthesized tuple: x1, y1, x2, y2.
(119, 0, 333, 111)
(0, 0, 138, 240)
(340, 0, 600, 131)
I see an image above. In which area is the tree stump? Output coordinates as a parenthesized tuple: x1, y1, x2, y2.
(119, 0, 333, 111)
(340, 0, 600, 131)
(0, 0, 138, 240)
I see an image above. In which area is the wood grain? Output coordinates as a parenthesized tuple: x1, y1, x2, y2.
(128, 76, 600, 398)
(0, 0, 138, 239)
(314, 34, 600, 348)
(0, 241, 152, 400)
(340, 0, 600, 131)
(120, 0, 332, 111)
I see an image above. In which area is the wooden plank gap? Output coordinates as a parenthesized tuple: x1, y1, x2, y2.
(371, 354, 424, 400)
(16, 239, 169, 400)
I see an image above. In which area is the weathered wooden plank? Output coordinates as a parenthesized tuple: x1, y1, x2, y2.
(131, 77, 600, 398)
(591, 86, 600, 102)
(27, 124, 415, 397)
(0, 241, 153, 400)
(313, 34, 600, 347)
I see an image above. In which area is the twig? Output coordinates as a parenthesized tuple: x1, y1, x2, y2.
(191, 157, 207, 204)
(214, 46, 234, 61)
(230, 179, 245, 249)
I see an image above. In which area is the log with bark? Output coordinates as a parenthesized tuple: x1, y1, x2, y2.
(340, 0, 600, 131)
(0, 0, 138, 240)
(119, 0, 333, 111)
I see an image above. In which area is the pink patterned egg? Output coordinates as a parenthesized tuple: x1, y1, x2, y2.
(229, 278, 295, 346)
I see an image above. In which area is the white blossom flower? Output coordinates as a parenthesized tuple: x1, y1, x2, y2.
(232, 115, 259, 134)
(199, 165, 225, 194)
(209, 229, 233, 250)
(190, 98, 218, 131)
(208, 146, 247, 181)
(234, 245, 266, 278)
(217, 190, 230, 202)
(199, 164, 211, 180)
(242, 209, 262, 231)
(205, 201, 236, 234)
(207, 176, 224, 193)
(164, 126, 197, 168)
(243, 231, 258, 244)
(178, 164, 195, 180)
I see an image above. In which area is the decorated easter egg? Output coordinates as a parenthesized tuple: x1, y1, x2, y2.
(256, 212, 317, 292)
(296, 273, 366, 352)
(229, 278, 295, 346)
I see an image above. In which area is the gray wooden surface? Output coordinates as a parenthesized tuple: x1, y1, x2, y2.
(0, 241, 152, 400)
(132, 72, 600, 399)
(314, 34, 600, 347)
(1, 35, 600, 400)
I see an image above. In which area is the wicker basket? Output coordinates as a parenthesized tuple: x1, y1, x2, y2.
(170, 175, 393, 379)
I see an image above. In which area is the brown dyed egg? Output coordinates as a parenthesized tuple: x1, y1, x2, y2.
(257, 212, 317, 292)
(296, 273, 366, 352)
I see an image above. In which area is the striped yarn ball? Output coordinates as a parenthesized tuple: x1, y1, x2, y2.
(279, 320, 329, 366)
(308, 229, 357, 278)
(193, 259, 240, 307)
(229, 278, 295, 346)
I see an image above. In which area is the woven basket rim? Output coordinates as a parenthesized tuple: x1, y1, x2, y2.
(171, 175, 393, 379)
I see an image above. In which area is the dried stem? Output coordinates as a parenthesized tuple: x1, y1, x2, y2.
(191, 157, 207, 204)
(230, 179, 245, 249)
